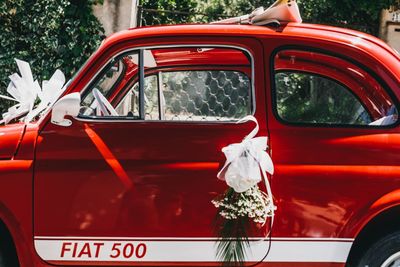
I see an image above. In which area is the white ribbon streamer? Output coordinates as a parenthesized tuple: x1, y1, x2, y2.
(0, 59, 40, 124)
(217, 115, 275, 218)
(0, 59, 67, 124)
(92, 88, 118, 116)
(25, 69, 66, 122)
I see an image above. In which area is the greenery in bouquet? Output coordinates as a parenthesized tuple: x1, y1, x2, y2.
(212, 185, 274, 266)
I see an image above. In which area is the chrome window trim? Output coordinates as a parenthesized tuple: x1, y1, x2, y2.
(76, 44, 256, 124)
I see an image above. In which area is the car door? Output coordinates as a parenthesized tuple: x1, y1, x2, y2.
(33, 37, 273, 265)
(265, 46, 400, 264)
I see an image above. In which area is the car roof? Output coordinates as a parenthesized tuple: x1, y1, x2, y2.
(102, 23, 398, 58)
(89, 23, 400, 84)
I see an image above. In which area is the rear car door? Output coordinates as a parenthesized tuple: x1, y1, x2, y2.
(33, 37, 272, 265)
(265, 45, 400, 264)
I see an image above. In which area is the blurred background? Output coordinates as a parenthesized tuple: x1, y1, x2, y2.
(0, 0, 399, 113)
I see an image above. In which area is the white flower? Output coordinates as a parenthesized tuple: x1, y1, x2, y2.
(212, 186, 274, 225)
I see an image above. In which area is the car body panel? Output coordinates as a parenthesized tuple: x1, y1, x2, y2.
(33, 37, 274, 265)
(0, 23, 399, 267)
(0, 123, 25, 159)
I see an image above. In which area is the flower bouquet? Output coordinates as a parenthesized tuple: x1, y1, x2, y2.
(213, 115, 275, 266)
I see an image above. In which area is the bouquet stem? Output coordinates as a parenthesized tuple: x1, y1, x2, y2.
(215, 217, 251, 267)
(213, 187, 274, 266)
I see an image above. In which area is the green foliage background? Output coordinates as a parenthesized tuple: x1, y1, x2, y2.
(195, 0, 400, 35)
(139, 0, 400, 33)
(141, 0, 197, 25)
(1, 0, 399, 114)
(0, 0, 104, 113)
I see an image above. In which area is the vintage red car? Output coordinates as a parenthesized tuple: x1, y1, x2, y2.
(1, 8, 400, 267)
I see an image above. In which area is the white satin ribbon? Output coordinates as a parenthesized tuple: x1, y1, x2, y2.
(25, 69, 66, 122)
(0, 59, 67, 124)
(92, 88, 118, 116)
(251, 0, 302, 25)
(217, 115, 275, 218)
(0, 59, 40, 124)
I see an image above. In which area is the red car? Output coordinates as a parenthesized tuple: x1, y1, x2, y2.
(1, 9, 400, 267)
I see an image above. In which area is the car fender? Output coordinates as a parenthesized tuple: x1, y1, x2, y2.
(0, 199, 33, 267)
(343, 188, 400, 238)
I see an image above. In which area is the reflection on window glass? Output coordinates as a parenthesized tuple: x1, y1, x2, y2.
(144, 75, 159, 120)
(275, 72, 371, 125)
(79, 47, 253, 121)
(115, 75, 159, 119)
(82, 59, 126, 109)
(274, 49, 398, 127)
(161, 70, 251, 121)
(115, 83, 139, 118)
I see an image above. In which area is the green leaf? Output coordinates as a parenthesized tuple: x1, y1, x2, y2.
(0, 0, 104, 114)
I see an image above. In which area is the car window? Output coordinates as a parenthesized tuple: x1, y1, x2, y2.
(81, 58, 126, 110)
(161, 70, 251, 121)
(275, 72, 371, 125)
(274, 49, 398, 127)
(115, 75, 159, 119)
(80, 47, 253, 121)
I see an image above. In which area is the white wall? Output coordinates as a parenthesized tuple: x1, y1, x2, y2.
(380, 9, 400, 53)
(93, 0, 135, 36)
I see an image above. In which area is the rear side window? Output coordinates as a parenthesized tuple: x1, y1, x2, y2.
(273, 49, 398, 127)
(275, 72, 371, 125)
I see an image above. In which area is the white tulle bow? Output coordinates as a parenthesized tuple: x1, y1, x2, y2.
(217, 115, 274, 191)
(217, 115, 275, 217)
(0, 59, 66, 124)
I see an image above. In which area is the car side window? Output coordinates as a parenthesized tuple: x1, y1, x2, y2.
(161, 70, 251, 121)
(274, 49, 398, 127)
(275, 72, 371, 125)
(79, 47, 253, 121)
(81, 57, 127, 113)
(115, 75, 159, 119)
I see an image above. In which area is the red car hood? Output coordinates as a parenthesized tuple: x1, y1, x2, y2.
(0, 123, 26, 159)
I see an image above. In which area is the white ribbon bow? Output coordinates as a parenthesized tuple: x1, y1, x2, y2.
(217, 115, 275, 216)
(0, 59, 66, 124)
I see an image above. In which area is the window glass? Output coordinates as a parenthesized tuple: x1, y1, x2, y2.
(81, 58, 126, 110)
(274, 50, 398, 126)
(115, 75, 159, 119)
(275, 72, 371, 125)
(115, 82, 139, 118)
(80, 47, 253, 121)
(161, 70, 251, 121)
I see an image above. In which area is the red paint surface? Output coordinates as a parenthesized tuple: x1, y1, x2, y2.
(0, 123, 25, 159)
(0, 23, 398, 266)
